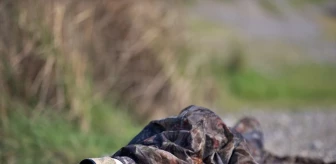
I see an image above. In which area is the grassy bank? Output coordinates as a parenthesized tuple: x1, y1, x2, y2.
(0, 0, 182, 163)
(0, 102, 141, 163)
(214, 65, 336, 109)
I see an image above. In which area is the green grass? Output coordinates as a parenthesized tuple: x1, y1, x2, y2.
(0, 102, 141, 164)
(230, 66, 336, 100)
(211, 64, 336, 108)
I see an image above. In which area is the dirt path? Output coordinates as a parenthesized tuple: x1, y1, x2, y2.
(221, 110, 336, 162)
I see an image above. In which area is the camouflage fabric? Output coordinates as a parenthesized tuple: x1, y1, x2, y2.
(111, 105, 257, 164)
(80, 105, 335, 164)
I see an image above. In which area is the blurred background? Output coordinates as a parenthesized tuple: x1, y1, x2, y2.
(1, 0, 336, 163)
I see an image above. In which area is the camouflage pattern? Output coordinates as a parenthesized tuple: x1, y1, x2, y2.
(111, 105, 257, 164)
(80, 105, 335, 164)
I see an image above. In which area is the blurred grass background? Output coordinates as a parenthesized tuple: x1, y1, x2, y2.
(1, 0, 336, 163)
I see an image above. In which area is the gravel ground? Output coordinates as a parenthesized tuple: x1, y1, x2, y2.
(221, 110, 336, 163)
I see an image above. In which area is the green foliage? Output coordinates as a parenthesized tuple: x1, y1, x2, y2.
(0, 103, 141, 164)
(201, 56, 336, 109)
(223, 65, 336, 103)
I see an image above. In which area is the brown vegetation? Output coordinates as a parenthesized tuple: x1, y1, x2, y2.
(0, 0, 192, 129)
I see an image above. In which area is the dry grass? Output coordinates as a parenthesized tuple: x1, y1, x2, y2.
(0, 0, 192, 129)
